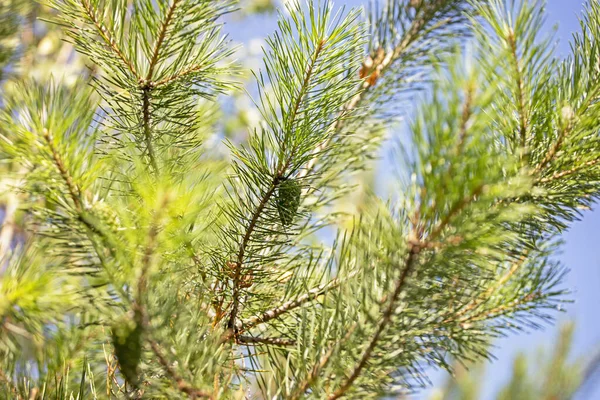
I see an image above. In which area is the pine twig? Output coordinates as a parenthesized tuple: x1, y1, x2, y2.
(447, 253, 528, 323)
(506, 29, 529, 148)
(232, 271, 359, 333)
(328, 180, 483, 398)
(148, 339, 214, 399)
(301, 6, 458, 180)
(137, 0, 183, 174)
(537, 158, 600, 184)
(146, 0, 181, 81)
(42, 128, 83, 211)
(288, 325, 358, 400)
(154, 63, 206, 87)
(237, 335, 296, 347)
(140, 86, 159, 174)
(79, 0, 141, 81)
(226, 38, 326, 332)
(329, 242, 421, 400)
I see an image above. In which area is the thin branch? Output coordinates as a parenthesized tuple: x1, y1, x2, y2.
(137, 0, 182, 174)
(288, 325, 357, 400)
(232, 271, 357, 334)
(146, 0, 181, 81)
(42, 128, 83, 211)
(429, 183, 485, 240)
(537, 158, 600, 184)
(148, 339, 213, 399)
(226, 182, 277, 330)
(136, 214, 160, 306)
(448, 253, 528, 322)
(533, 124, 573, 177)
(459, 290, 541, 326)
(141, 86, 159, 174)
(329, 243, 420, 400)
(278, 38, 326, 170)
(507, 30, 528, 148)
(300, 9, 455, 180)
(326, 179, 483, 397)
(134, 203, 211, 399)
(42, 129, 127, 296)
(154, 63, 206, 87)
(226, 38, 326, 331)
(79, 0, 141, 80)
(237, 335, 296, 347)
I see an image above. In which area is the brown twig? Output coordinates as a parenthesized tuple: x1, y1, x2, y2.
(537, 158, 600, 184)
(326, 172, 483, 398)
(140, 86, 159, 174)
(288, 325, 357, 400)
(300, 10, 452, 181)
(329, 243, 420, 400)
(80, 0, 141, 81)
(458, 290, 541, 326)
(237, 335, 296, 347)
(231, 271, 358, 334)
(447, 253, 528, 323)
(154, 63, 206, 87)
(42, 128, 83, 211)
(138, 0, 183, 174)
(226, 38, 326, 332)
(429, 184, 485, 240)
(146, 0, 181, 81)
(134, 206, 212, 399)
(148, 339, 213, 399)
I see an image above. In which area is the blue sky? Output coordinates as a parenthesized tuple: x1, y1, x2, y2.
(227, 1, 600, 398)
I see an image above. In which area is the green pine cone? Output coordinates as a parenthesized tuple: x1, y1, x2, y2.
(276, 178, 301, 226)
(112, 314, 143, 388)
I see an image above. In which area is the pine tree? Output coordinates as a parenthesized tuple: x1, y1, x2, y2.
(0, 0, 599, 399)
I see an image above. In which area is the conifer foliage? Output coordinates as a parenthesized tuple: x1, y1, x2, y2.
(0, 0, 599, 398)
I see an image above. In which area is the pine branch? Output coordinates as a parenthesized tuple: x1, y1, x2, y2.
(224, 4, 362, 332)
(233, 271, 358, 333)
(141, 86, 159, 174)
(533, 123, 571, 175)
(79, 0, 141, 80)
(329, 242, 420, 399)
(538, 158, 600, 184)
(154, 63, 207, 87)
(448, 254, 529, 322)
(42, 128, 83, 211)
(148, 339, 213, 399)
(237, 335, 295, 347)
(289, 326, 358, 400)
(301, 0, 470, 179)
(506, 30, 528, 148)
(146, 0, 182, 81)
(137, 0, 184, 174)
(328, 182, 484, 397)
(227, 181, 277, 330)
